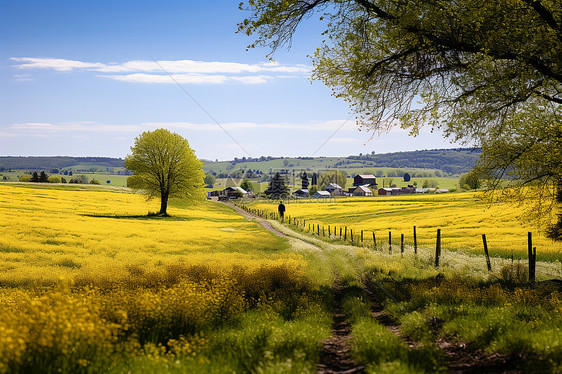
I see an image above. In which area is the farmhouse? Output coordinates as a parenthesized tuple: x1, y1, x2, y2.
(292, 189, 309, 198)
(312, 191, 331, 198)
(378, 187, 399, 196)
(353, 185, 373, 197)
(323, 183, 344, 196)
(223, 186, 248, 198)
(353, 174, 377, 187)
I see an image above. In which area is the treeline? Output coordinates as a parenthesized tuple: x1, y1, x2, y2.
(345, 148, 480, 174)
(0, 157, 124, 170)
(19, 171, 101, 185)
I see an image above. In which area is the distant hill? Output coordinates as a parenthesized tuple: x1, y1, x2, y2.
(0, 148, 480, 175)
(0, 157, 124, 171)
(202, 148, 481, 176)
(344, 148, 481, 175)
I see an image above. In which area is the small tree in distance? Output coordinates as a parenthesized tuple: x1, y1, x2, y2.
(125, 129, 205, 216)
(204, 174, 216, 186)
(39, 171, 49, 183)
(240, 179, 253, 192)
(264, 172, 289, 199)
(30, 172, 39, 183)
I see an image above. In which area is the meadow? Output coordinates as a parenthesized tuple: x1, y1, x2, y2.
(1, 183, 561, 373)
(249, 193, 562, 261)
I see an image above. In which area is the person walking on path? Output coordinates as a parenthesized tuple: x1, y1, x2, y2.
(278, 201, 286, 221)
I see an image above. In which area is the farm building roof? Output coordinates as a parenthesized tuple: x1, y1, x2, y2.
(312, 191, 331, 198)
(324, 183, 343, 189)
(354, 185, 372, 193)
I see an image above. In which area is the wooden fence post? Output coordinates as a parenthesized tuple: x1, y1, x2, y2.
(344, 227, 347, 241)
(361, 230, 364, 243)
(351, 229, 353, 243)
(528, 232, 536, 283)
(531, 247, 537, 283)
(413, 226, 417, 255)
(323, 226, 325, 236)
(388, 231, 392, 254)
(482, 234, 492, 272)
(401, 234, 404, 254)
(435, 229, 441, 268)
(328, 226, 331, 236)
(317, 224, 320, 236)
(373, 232, 377, 250)
(340, 227, 342, 238)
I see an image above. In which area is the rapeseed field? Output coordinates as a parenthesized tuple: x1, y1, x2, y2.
(1, 184, 560, 373)
(0, 184, 295, 285)
(0, 184, 330, 373)
(250, 193, 562, 260)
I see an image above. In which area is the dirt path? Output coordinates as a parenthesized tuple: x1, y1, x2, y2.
(226, 202, 363, 374)
(228, 203, 289, 237)
(317, 284, 365, 374)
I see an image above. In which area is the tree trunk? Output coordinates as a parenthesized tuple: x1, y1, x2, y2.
(160, 192, 169, 216)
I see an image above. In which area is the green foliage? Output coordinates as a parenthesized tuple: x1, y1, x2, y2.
(240, 0, 562, 237)
(19, 174, 31, 182)
(125, 129, 205, 215)
(90, 179, 101, 185)
(499, 262, 528, 283)
(477, 108, 562, 237)
(39, 171, 49, 183)
(458, 170, 481, 190)
(76, 175, 89, 184)
(421, 179, 438, 189)
(264, 172, 289, 199)
(240, 178, 253, 192)
(47, 175, 61, 183)
(204, 173, 216, 186)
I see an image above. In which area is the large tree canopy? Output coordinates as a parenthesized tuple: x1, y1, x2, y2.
(239, 0, 562, 237)
(125, 129, 205, 216)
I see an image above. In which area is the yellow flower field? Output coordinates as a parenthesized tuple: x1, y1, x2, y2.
(0, 184, 319, 373)
(0, 184, 296, 285)
(250, 193, 562, 260)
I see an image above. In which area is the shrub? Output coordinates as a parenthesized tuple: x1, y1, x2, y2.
(48, 175, 61, 183)
(90, 179, 101, 185)
(500, 262, 528, 283)
(19, 175, 31, 182)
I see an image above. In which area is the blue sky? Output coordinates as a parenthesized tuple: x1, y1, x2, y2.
(0, 0, 460, 160)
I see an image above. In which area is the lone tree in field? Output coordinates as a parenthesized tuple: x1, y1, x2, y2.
(125, 129, 205, 216)
(239, 0, 562, 239)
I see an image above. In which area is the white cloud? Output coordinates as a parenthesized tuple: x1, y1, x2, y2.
(10, 57, 311, 84)
(4, 120, 355, 139)
(9, 122, 141, 133)
(11, 57, 107, 72)
(101, 73, 230, 84)
(13, 73, 34, 82)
